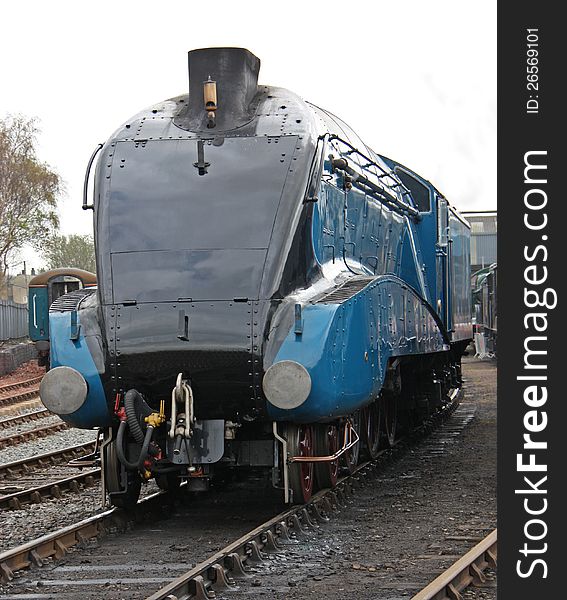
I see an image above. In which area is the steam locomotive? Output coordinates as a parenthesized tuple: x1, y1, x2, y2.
(33, 48, 472, 506)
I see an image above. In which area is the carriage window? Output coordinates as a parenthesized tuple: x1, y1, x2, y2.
(395, 168, 431, 213)
(49, 277, 82, 305)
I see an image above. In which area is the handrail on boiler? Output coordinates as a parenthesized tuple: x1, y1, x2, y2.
(83, 143, 103, 210)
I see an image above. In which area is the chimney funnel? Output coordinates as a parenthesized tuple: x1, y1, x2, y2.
(185, 47, 260, 131)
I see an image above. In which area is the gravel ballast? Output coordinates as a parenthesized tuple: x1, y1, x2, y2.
(0, 413, 64, 438)
(0, 427, 97, 466)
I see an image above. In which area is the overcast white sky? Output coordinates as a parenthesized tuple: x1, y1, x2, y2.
(2, 0, 496, 272)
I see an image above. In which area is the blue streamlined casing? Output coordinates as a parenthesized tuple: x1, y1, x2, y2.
(49, 311, 110, 429)
(267, 276, 448, 423)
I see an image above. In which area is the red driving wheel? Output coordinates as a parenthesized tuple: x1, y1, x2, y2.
(287, 423, 315, 503)
(315, 424, 339, 489)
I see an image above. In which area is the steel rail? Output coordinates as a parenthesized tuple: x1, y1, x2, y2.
(0, 389, 463, 590)
(0, 488, 166, 583)
(411, 529, 497, 600)
(0, 421, 68, 450)
(146, 471, 358, 600)
(0, 376, 43, 396)
(0, 408, 50, 430)
(147, 388, 463, 600)
(0, 468, 101, 511)
(0, 440, 97, 479)
(0, 400, 43, 420)
(0, 387, 40, 408)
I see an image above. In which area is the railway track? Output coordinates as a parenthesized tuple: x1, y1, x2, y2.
(0, 440, 96, 480)
(0, 389, 462, 593)
(0, 433, 100, 512)
(0, 468, 101, 511)
(0, 376, 43, 397)
(0, 408, 51, 431)
(0, 421, 68, 450)
(0, 461, 363, 588)
(411, 529, 497, 600)
(147, 476, 366, 600)
(0, 487, 166, 583)
(0, 399, 43, 420)
(0, 386, 40, 409)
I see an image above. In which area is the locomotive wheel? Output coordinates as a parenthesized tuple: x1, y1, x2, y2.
(104, 438, 142, 508)
(341, 410, 361, 473)
(382, 395, 398, 448)
(286, 424, 315, 504)
(314, 424, 339, 489)
(362, 401, 381, 459)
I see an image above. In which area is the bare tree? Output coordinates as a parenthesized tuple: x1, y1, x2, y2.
(0, 115, 60, 283)
(43, 233, 96, 273)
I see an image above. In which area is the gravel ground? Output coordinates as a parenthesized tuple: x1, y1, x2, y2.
(0, 484, 105, 551)
(0, 477, 283, 599)
(0, 413, 62, 437)
(0, 423, 100, 554)
(0, 401, 44, 419)
(462, 568, 497, 599)
(0, 427, 97, 465)
(0, 478, 163, 553)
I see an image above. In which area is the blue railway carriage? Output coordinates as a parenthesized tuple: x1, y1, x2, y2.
(35, 48, 472, 506)
(28, 268, 97, 367)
